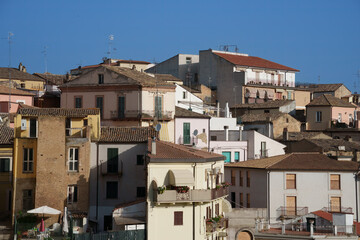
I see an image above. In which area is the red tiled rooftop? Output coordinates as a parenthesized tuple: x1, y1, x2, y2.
(313, 210, 333, 222)
(214, 52, 299, 72)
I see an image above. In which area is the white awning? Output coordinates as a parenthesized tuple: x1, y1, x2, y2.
(245, 88, 257, 98)
(168, 169, 194, 186)
(276, 89, 285, 93)
(259, 90, 266, 98)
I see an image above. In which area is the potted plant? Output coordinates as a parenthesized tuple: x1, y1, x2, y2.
(221, 182, 231, 188)
(157, 185, 166, 194)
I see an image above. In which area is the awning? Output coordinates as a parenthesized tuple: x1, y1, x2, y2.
(113, 201, 146, 225)
(267, 91, 275, 99)
(168, 169, 194, 186)
(245, 88, 256, 98)
(259, 90, 266, 98)
(221, 199, 232, 213)
(276, 89, 284, 93)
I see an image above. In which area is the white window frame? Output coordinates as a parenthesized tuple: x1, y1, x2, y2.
(338, 113, 342, 123)
(68, 148, 79, 172)
(316, 111, 322, 123)
(67, 185, 78, 204)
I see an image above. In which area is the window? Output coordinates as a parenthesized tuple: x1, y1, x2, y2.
(211, 136, 217, 141)
(137, 187, 146, 198)
(174, 211, 183, 225)
(287, 91, 292, 100)
(264, 110, 270, 113)
(261, 142, 267, 157)
(183, 122, 191, 145)
(286, 174, 296, 189)
(206, 206, 211, 219)
(155, 96, 162, 118)
(231, 170, 236, 185)
(185, 57, 192, 64)
(29, 118, 37, 138)
(215, 203, 219, 216)
(0, 158, 10, 172)
(330, 197, 341, 212)
(75, 97, 82, 108)
(240, 193, 244, 208)
(65, 118, 71, 136)
(316, 111, 322, 122)
(330, 174, 341, 190)
(137, 155, 144, 165)
(67, 185, 78, 204)
(222, 152, 231, 163)
(286, 196, 297, 215)
(22, 189, 34, 211)
(231, 192, 236, 208)
(118, 96, 125, 119)
(106, 181, 118, 199)
(23, 148, 33, 172)
(68, 148, 79, 172)
(246, 194, 250, 208)
(98, 74, 104, 84)
(96, 96, 104, 118)
(107, 148, 118, 173)
(235, 152, 239, 162)
(338, 113, 342, 122)
(20, 83, 25, 88)
(239, 171, 243, 186)
(183, 91, 187, 99)
(246, 171, 250, 187)
(203, 129, 205, 133)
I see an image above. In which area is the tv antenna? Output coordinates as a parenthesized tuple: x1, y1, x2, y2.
(219, 45, 239, 52)
(107, 34, 116, 61)
(42, 46, 48, 73)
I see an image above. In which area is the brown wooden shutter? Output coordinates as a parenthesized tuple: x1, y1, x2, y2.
(246, 171, 250, 187)
(286, 174, 296, 189)
(240, 193, 243, 208)
(231, 170, 236, 185)
(174, 211, 183, 225)
(330, 175, 340, 190)
(246, 193, 250, 208)
(215, 203, 219, 216)
(286, 196, 297, 216)
(330, 197, 341, 212)
(239, 171, 243, 186)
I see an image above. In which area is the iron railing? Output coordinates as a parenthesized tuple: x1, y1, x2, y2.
(110, 110, 173, 120)
(277, 206, 308, 218)
(321, 206, 352, 214)
(155, 187, 229, 203)
(177, 137, 198, 145)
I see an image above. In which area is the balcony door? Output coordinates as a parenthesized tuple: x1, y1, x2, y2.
(330, 197, 341, 212)
(118, 96, 125, 119)
(29, 119, 37, 138)
(183, 122, 190, 144)
(96, 96, 104, 118)
(286, 196, 297, 216)
(155, 96, 162, 118)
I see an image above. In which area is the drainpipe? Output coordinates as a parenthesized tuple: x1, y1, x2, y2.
(96, 142, 99, 232)
(267, 171, 270, 224)
(192, 163, 197, 240)
(356, 170, 359, 222)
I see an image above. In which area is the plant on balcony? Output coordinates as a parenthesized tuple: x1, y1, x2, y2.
(221, 182, 231, 188)
(216, 185, 221, 189)
(157, 185, 166, 194)
(175, 186, 190, 193)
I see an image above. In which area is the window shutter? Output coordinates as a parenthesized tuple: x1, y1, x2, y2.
(330, 174, 340, 190)
(174, 211, 183, 225)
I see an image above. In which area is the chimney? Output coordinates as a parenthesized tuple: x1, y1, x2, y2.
(239, 125, 243, 141)
(217, 102, 220, 117)
(151, 139, 156, 155)
(283, 128, 288, 141)
(225, 102, 230, 118)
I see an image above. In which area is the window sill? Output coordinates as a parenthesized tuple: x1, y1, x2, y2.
(22, 171, 34, 174)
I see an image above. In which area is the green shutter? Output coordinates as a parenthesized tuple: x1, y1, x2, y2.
(222, 152, 231, 163)
(107, 148, 118, 173)
(183, 123, 190, 144)
(118, 96, 125, 119)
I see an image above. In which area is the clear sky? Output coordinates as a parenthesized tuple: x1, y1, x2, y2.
(0, 0, 359, 91)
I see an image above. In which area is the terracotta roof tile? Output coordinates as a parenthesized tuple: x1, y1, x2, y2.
(308, 84, 344, 93)
(99, 126, 157, 143)
(281, 132, 331, 141)
(175, 107, 210, 119)
(214, 52, 299, 72)
(240, 112, 293, 123)
(312, 210, 332, 222)
(305, 139, 360, 152)
(0, 85, 35, 96)
(307, 94, 355, 108)
(33, 73, 73, 85)
(0, 123, 13, 144)
(148, 140, 224, 162)
(70, 59, 150, 71)
(17, 107, 99, 117)
(154, 74, 182, 82)
(0, 68, 44, 81)
(225, 153, 359, 171)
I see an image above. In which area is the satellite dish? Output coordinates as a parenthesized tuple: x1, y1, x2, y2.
(155, 123, 162, 132)
(193, 129, 198, 136)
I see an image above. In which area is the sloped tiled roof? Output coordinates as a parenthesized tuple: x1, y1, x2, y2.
(281, 131, 331, 141)
(308, 84, 344, 93)
(214, 52, 299, 72)
(64, 66, 174, 88)
(148, 141, 225, 162)
(0, 123, 13, 144)
(33, 73, 73, 85)
(0, 85, 35, 96)
(225, 153, 359, 171)
(70, 60, 150, 71)
(175, 107, 210, 119)
(305, 139, 360, 152)
(154, 74, 182, 82)
(99, 126, 157, 143)
(240, 112, 292, 123)
(312, 210, 332, 222)
(232, 100, 294, 109)
(0, 68, 44, 81)
(17, 107, 99, 117)
(307, 94, 355, 108)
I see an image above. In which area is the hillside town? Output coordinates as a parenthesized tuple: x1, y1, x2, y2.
(1, 49, 360, 240)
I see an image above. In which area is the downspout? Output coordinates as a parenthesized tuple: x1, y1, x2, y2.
(192, 163, 197, 240)
(267, 171, 270, 224)
(208, 118, 210, 152)
(96, 142, 99, 232)
(356, 170, 359, 222)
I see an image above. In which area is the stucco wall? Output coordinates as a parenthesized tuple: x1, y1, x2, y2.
(306, 106, 332, 130)
(210, 141, 247, 163)
(175, 117, 209, 149)
(175, 84, 204, 114)
(0, 94, 34, 113)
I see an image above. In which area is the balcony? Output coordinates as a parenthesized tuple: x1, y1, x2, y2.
(66, 127, 87, 138)
(277, 207, 308, 219)
(321, 207, 352, 214)
(155, 187, 229, 204)
(177, 137, 198, 146)
(206, 217, 229, 233)
(110, 110, 173, 121)
(100, 160, 122, 177)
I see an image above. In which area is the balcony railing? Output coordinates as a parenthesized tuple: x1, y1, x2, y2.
(110, 110, 173, 120)
(65, 127, 87, 138)
(206, 217, 229, 233)
(321, 207, 352, 214)
(277, 207, 308, 218)
(100, 161, 122, 176)
(177, 137, 198, 146)
(155, 187, 229, 203)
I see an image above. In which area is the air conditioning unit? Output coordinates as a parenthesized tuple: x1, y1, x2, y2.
(21, 119, 27, 130)
(338, 146, 345, 151)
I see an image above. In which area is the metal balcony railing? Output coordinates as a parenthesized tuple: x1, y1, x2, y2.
(206, 217, 229, 233)
(65, 127, 87, 138)
(177, 137, 198, 146)
(110, 110, 173, 120)
(277, 206, 308, 218)
(155, 187, 229, 203)
(321, 207, 353, 214)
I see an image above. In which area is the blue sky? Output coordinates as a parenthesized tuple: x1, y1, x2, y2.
(0, 0, 359, 91)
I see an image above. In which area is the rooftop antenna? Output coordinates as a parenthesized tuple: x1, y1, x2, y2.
(42, 46, 48, 73)
(8, 32, 13, 111)
(354, 69, 360, 93)
(318, 75, 320, 84)
(219, 45, 239, 52)
(107, 34, 114, 63)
